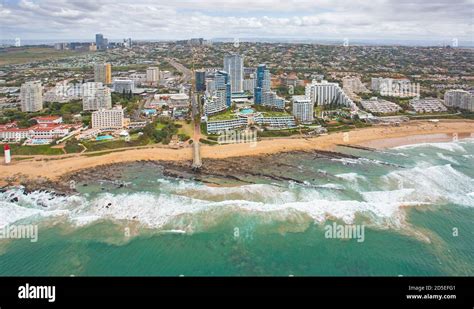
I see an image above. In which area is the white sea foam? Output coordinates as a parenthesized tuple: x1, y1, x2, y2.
(382, 164, 474, 207)
(1, 158, 473, 233)
(336, 173, 367, 183)
(315, 183, 345, 190)
(436, 152, 460, 165)
(394, 141, 467, 153)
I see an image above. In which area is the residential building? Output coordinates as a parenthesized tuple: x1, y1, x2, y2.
(0, 124, 30, 142)
(206, 113, 296, 134)
(146, 67, 160, 83)
(91, 106, 125, 131)
(361, 97, 402, 114)
(113, 78, 135, 93)
(195, 69, 206, 92)
(20, 81, 43, 112)
(203, 94, 227, 115)
(223, 54, 244, 93)
(262, 91, 285, 109)
(409, 98, 448, 113)
(371, 77, 418, 97)
(342, 76, 369, 93)
(0, 121, 76, 144)
(82, 82, 112, 111)
(444, 90, 474, 112)
(292, 97, 314, 123)
(305, 80, 354, 108)
(94, 63, 112, 84)
(243, 78, 255, 93)
(33, 116, 63, 124)
(254, 64, 271, 104)
(215, 71, 231, 107)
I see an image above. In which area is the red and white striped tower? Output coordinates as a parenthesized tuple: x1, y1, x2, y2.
(4, 144, 11, 164)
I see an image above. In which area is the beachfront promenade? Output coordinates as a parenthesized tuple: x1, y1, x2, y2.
(192, 141, 202, 169)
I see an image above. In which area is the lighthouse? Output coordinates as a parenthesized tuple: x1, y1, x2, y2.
(4, 144, 11, 164)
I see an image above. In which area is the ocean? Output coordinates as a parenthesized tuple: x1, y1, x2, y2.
(0, 139, 473, 276)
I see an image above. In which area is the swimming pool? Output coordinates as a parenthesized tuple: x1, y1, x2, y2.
(240, 108, 255, 115)
(96, 135, 113, 141)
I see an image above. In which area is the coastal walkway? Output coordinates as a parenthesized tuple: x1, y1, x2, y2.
(192, 141, 202, 170)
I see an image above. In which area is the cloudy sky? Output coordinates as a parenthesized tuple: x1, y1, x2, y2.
(1, 0, 473, 43)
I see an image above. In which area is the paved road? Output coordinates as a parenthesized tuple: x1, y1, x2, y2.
(167, 58, 192, 84)
(192, 93, 201, 142)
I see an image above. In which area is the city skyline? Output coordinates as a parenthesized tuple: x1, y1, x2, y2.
(1, 0, 473, 43)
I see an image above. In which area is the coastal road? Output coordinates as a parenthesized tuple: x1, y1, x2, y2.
(167, 58, 192, 85)
(192, 93, 201, 142)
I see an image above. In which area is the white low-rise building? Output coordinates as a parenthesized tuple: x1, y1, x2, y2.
(361, 97, 402, 114)
(409, 98, 447, 113)
(149, 93, 189, 108)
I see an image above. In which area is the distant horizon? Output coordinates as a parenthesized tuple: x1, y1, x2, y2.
(1, 0, 472, 45)
(1, 37, 473, 48)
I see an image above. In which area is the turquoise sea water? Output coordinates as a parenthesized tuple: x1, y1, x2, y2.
(0, 139, 473, 276)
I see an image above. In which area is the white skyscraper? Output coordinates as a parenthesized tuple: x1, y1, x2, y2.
(82, 82, 112, 111)
(20, 81, 43, 112)
(224, 54, 244, 93)
(292, 97, 314, 123)
(94, 63, 112, 84)
(146, 67, 160, 83)
(444, 89, 474, 112)
(305, 80, 354, 108)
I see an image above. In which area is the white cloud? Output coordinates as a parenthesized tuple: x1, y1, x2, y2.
(1, 0, 472, 41)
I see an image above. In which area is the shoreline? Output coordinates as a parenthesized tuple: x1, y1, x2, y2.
(0, 119, 473, 187)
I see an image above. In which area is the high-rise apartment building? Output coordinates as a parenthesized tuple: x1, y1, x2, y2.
(94, 63, 112, 84)
(146, 67, 160, 83)
(20, 81, 43, 112)
(215, 71, 232, 107)
(223, 54, 244, 93)
(292, 97, 314, 123)
(305, 80, 354, 107)
(82, 82, 112, 111)
(195, 69, 206, 92)
(444, 89, 474, 112)
(254, 64, 271, 105)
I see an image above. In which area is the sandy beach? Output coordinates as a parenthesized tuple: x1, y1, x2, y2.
(1, 119, 473, 185)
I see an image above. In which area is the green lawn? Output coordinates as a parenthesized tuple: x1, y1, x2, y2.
(208, 109, 236, 121)
(81, 137, 151, 152)
(0, 144, 64, 156)
(156, 123, 167, 130)
(176, 120, 194, 136)
(0, 47, 90, 65)
(262, 111, 291, 117)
